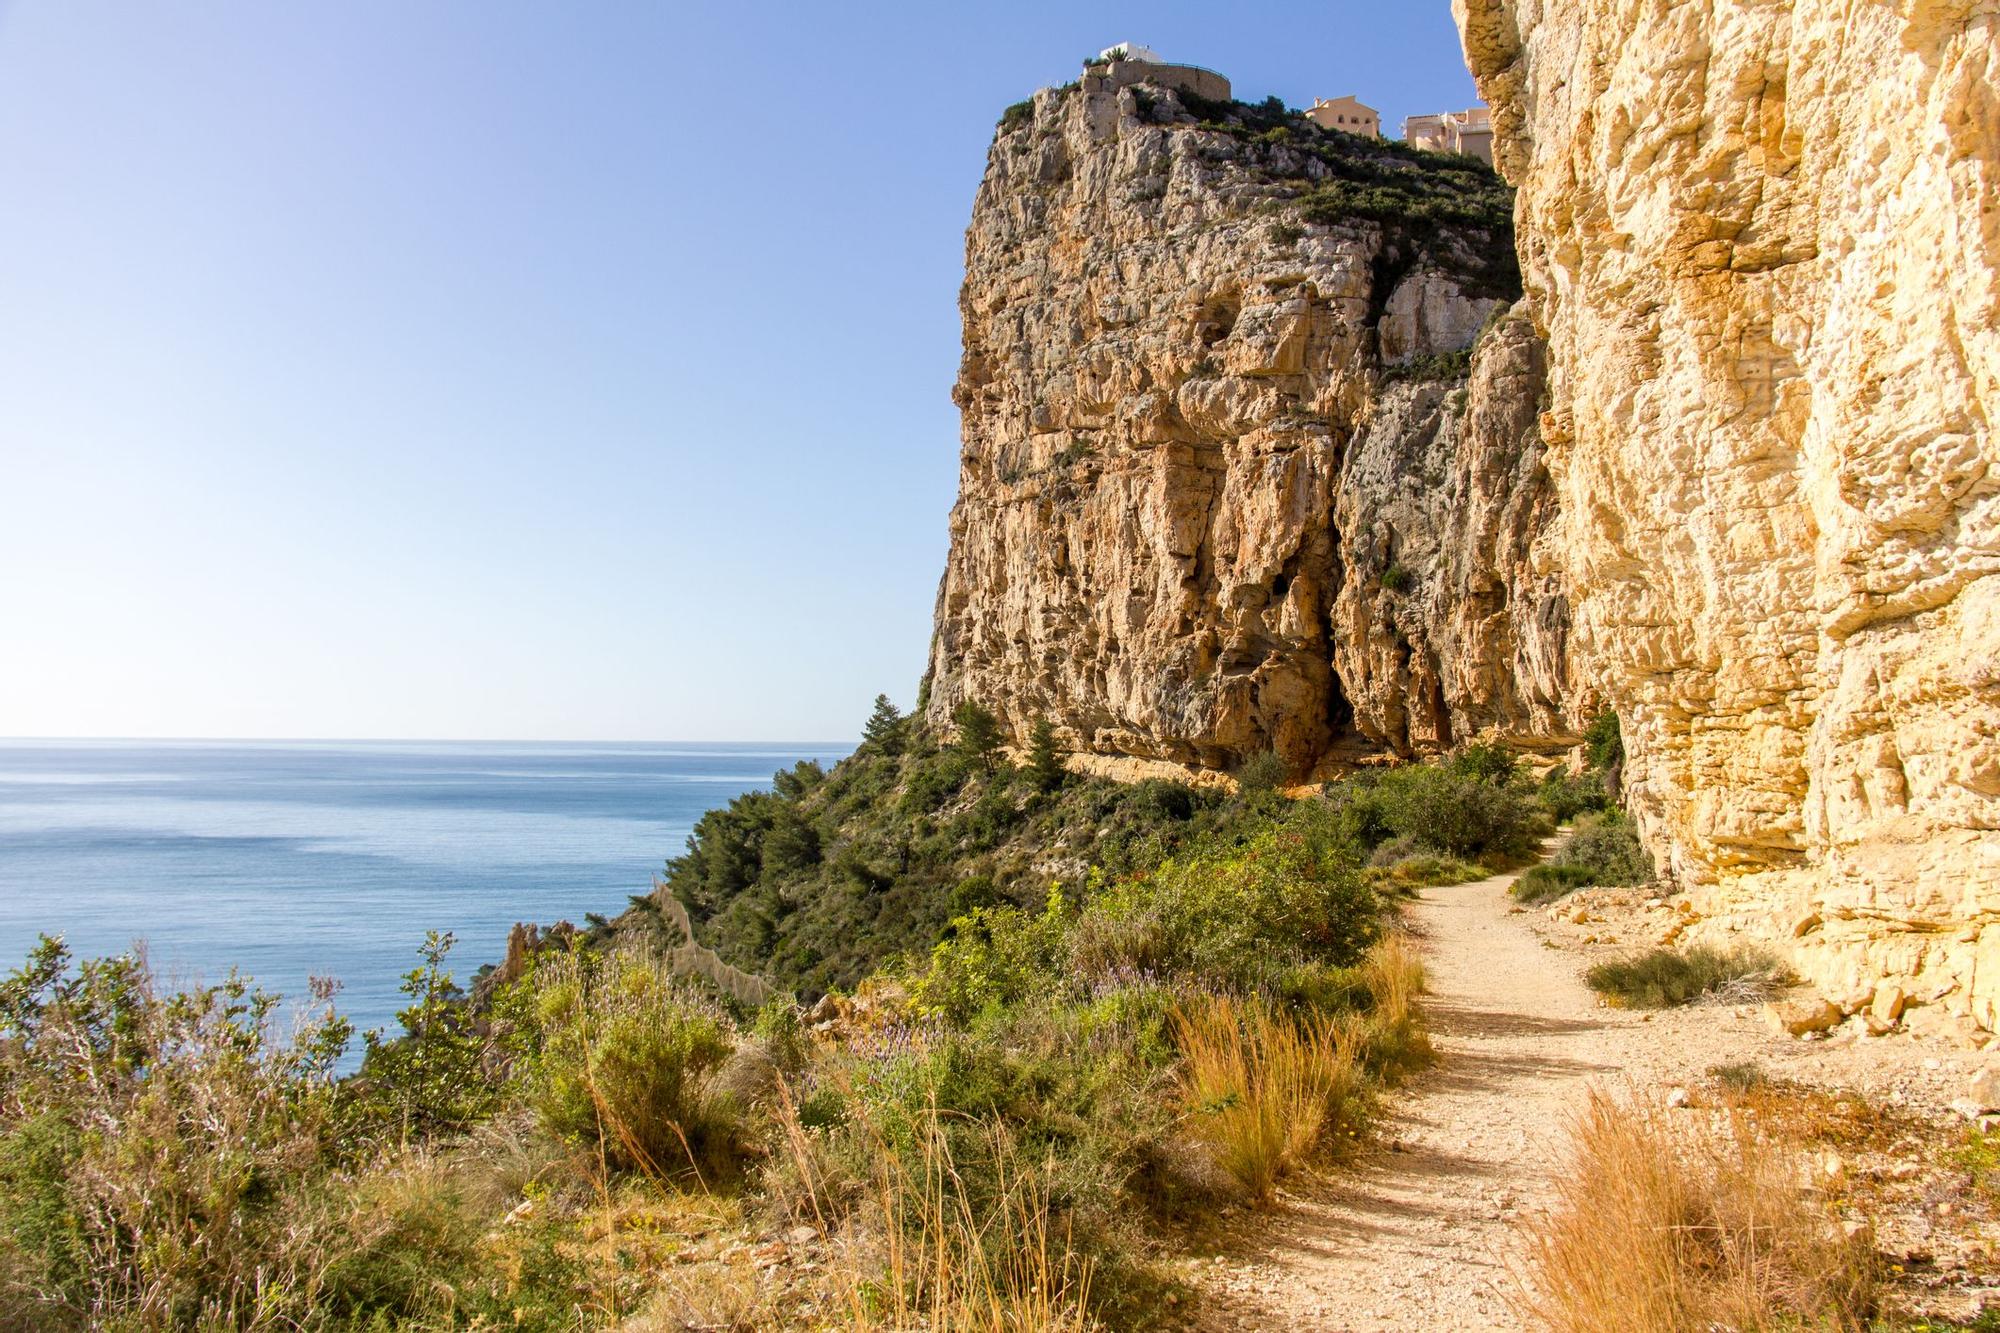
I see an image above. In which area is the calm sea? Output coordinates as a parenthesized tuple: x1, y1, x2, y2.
(0, 740, 851, 1038)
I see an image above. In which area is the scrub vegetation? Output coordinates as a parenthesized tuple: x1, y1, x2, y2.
(0, 696, 1463, 1332)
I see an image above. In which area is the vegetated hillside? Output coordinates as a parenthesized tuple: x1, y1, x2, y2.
(662, 694, 1635, 1003)
(928, 70, 1578, 781)
(663, 697, 1288, 998)
(0, 719, 1452, 1331)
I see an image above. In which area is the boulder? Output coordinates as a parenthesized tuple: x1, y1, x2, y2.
(1764, 996, 1842, 1037)
(1969, 1063, 2000, 1113)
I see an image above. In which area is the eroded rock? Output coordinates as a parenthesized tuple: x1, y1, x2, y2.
(926, 76, 1577, 779)
(1456, 0, 2000, 1024)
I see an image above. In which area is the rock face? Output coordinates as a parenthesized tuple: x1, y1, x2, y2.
(927, 78, 1578, 779)
(1456, 1, 2000, 1023)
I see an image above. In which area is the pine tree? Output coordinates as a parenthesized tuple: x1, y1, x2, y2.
(1026, 715, 1065, 792)
(861, 694, 906, 756)
(951, 699, 1003, 770)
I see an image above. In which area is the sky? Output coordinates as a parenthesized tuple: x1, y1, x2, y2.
(0, 2, 1482, 742)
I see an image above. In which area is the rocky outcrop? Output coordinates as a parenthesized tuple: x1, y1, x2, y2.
(927, 77, 1578, 779)
(1456, 0, 2000, 1026)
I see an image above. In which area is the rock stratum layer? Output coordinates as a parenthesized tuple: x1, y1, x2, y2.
(927, 81, 1578, 779)
(1456, 0, 2000, 1027)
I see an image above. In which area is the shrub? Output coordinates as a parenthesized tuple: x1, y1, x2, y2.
(0, 938, 352, 1330)
(1381, 348, 1473, 384)
(510, 948, 740, 1182)
(1539, 766, 1610, 821)
(1552, 811, 1654, 887)
(1709, 1062, 1768, 1095)
(1381, 561, 1414, 593)
(1234, 748, 1288, 795)
(1068, 803, 1378, 991)
(1171, 993, 1364, 1200)
(1368, 837, 1488, 890)
(1512, 862, 1596, 903)
(1586, 946, 1785, 1010)
(898, 748, 974, 814)
(1392, 766, 1532, 859)
(360, 930, 499, 1141)
(998, 98, 1035, 133)
(1517, 1091, 1876, 1332)
(1584, 710, 1624, 770)
(911, 888, 1070, 1025)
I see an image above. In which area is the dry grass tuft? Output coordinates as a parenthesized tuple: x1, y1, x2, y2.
(1172, 993, 1365, 1201)
(855, 1119, 1095, 1332)
(765, 1082, 1096, 1333)
(1517, 1090, 1878, 1333)
(1357, 931, 1432, 1076)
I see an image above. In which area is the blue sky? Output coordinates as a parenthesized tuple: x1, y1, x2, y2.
(0, 2, 1481, 742)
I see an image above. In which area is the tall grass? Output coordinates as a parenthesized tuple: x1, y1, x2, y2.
(772, 1082, 1096, 1333)
(1171, 993, 1365, 1200)
(1517, 1091, 1877, 1332)
(859, 1115, 1095, 1332)
(1356, 931, 1432, 1075)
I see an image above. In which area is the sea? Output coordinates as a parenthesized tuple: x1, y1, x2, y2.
(0, 739, 852, 1040)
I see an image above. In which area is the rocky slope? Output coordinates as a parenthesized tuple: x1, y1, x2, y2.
(1455, 0, 2000, 1028)
(926, 78, 1578, 780)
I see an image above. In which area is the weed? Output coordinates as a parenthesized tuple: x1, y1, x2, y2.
(1955, 1129, 2000, 1204)
(1709, 1062, 1769, 1095)
(1586, 946, 1786, 1009)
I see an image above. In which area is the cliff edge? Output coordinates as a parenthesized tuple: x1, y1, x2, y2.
(1456, 0, 2000, 1026)
(927, 77, 1578, 780)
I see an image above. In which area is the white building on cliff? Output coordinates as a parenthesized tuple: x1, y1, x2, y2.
(1404, 106, 1495, 164)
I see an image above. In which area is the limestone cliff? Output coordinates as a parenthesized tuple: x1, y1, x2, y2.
(927, 78, 1577, 779)
(1456, 0, 2000, 1027)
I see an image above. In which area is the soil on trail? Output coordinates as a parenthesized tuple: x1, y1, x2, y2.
(1189, 865, 1990, 1332)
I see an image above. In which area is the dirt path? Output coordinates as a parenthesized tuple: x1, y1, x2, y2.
(1190, 866, 1986, 1331)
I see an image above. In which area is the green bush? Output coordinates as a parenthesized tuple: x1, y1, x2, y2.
(1586, 946, 1784, 1009)
(1371, 848, 1489, 890)
(1327, 758, 1537, 861)
(1553, 811, 1653, 885)
(510, 948, 739, 1181)
(0, 938, 353, 1329)
(1584, 711, 1624, 770)
(1067, 802, 1377, 991)
(1381, 349, 1473, 384)
(1538, 766, 1610, 821)
(1234, 749, 1289, 794)
(1511, 862, 1596, 903)
(1381, 562, 1414, 593)
(359, 930, 498, 1140)
(912, 888, 1071, 1025)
